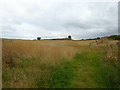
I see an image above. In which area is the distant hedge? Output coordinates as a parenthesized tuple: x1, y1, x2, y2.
(108, 35, 120, 40)
(86, 37, 101, 40)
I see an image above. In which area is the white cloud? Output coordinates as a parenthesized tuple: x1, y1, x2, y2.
(0, 0, 118, 40)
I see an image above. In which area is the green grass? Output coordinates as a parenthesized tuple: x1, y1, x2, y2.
(68, 52, 103, 88)
(3, 51, 119, 88)
(48, 60, 76, 88)
(47, 52, 119, 88)
(97, 61, 120, 88)
(36, 52, 103, 88)
(35, 53, 83, 88)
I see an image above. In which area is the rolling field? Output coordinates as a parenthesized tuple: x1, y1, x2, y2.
(2, 38, 120, 88)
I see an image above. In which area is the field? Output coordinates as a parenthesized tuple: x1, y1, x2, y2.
(2, 38, 120, 88)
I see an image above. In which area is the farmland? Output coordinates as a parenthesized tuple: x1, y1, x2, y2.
(2, 38, 120, 88)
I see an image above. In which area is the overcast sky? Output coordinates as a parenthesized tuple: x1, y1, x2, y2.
(0, 0, 118, 40)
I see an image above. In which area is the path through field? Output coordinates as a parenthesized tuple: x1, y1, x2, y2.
(2, 39, 119, 88)
(48, 52, 103, 88)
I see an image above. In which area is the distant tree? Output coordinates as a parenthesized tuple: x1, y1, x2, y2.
(97, 37, 100, 39)
(37, 37, 41, 40)
(68, 35, 72, 40)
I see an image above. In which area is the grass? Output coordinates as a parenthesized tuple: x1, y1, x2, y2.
(2, 39, 119, 88)
(68, 52, 102, 88)
(36, 51, 119, 88)
(48, 58, 76, 88)
(96, 59, 120, 88)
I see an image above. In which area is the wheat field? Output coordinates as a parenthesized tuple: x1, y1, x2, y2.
(2, 38, 119, 88)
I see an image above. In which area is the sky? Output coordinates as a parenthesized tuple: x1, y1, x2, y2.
(0, 0, 118, 40)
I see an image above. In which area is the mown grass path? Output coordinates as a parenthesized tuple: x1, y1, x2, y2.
(68, 52, 103, 88)
(46, 52, 103, 88)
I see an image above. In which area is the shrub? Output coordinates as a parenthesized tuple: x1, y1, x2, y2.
(37, 37, 41, 40)
(108, 35, 120, 40)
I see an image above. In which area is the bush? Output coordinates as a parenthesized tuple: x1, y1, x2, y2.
(108, 35, 120, 40)
(37, 37, 41, 40)
(68, 35, 72, 40)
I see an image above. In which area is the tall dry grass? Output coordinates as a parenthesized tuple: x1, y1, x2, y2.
(2, 39, 81, 88)
(2, 39, 79, 66)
